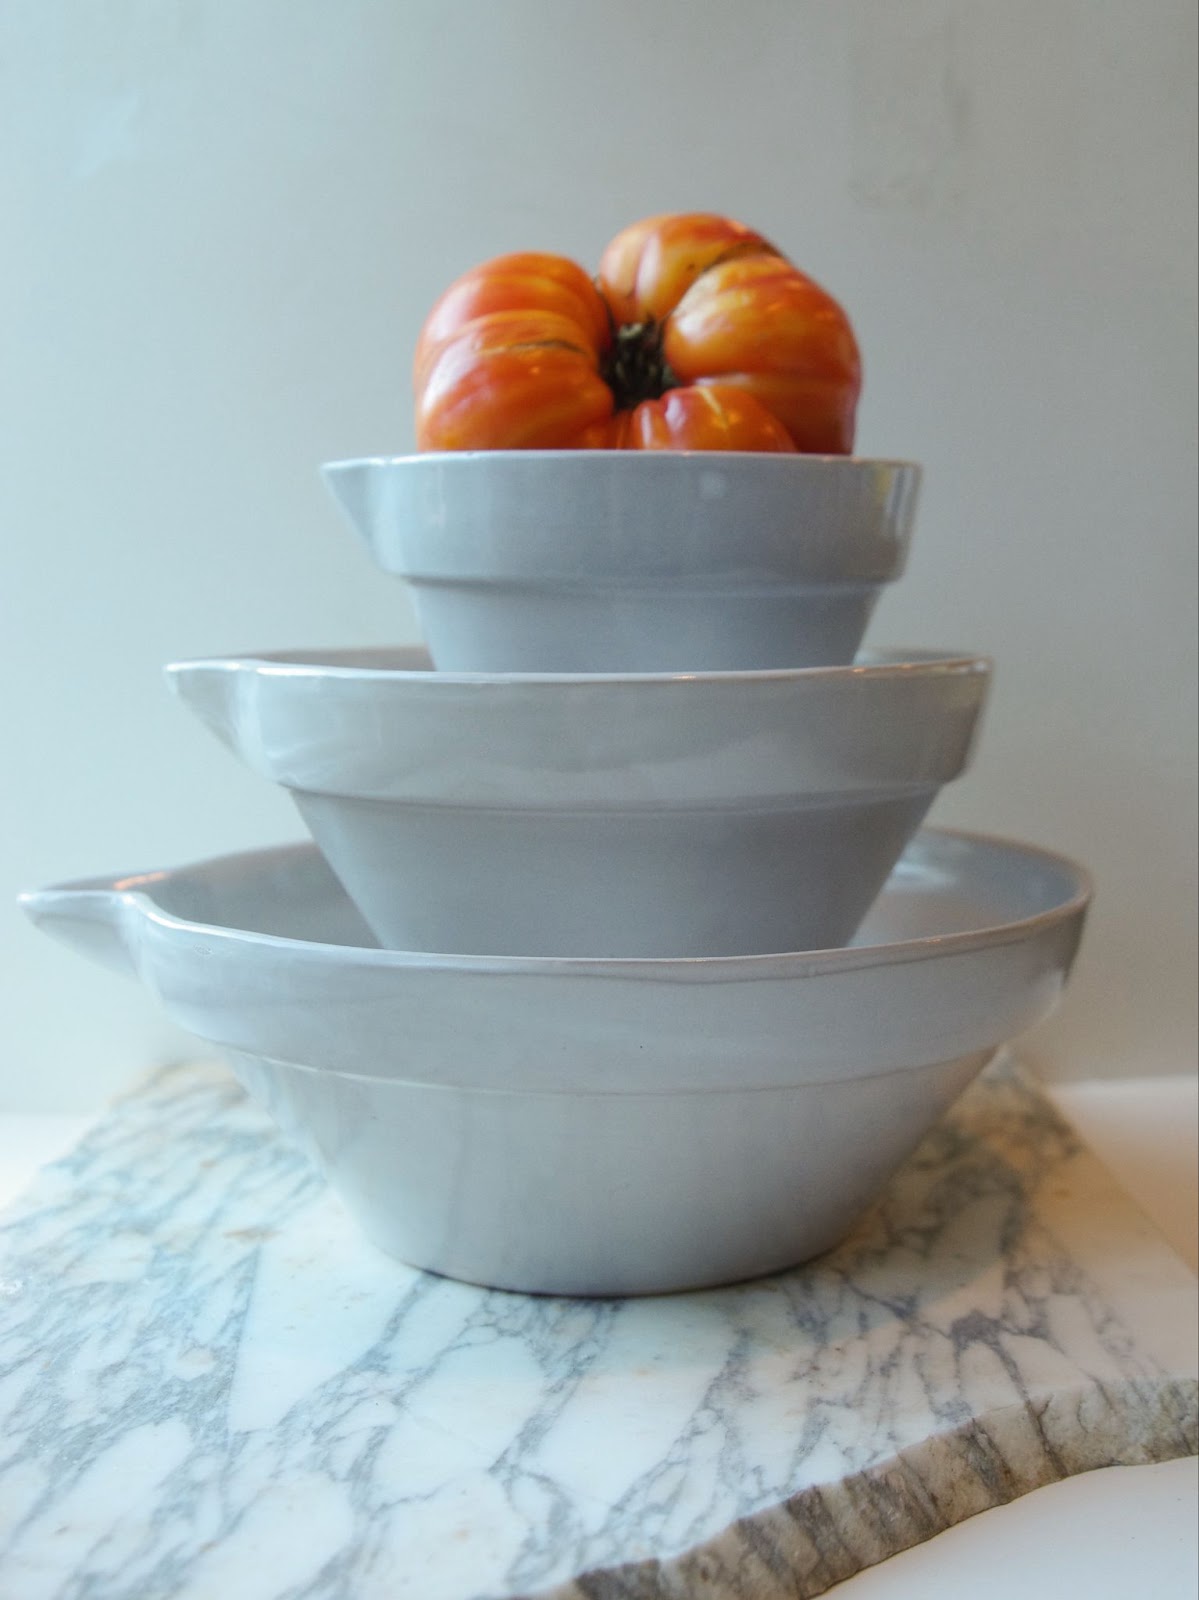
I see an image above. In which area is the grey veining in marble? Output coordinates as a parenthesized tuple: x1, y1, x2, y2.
(0, 1057, 1194, 1600)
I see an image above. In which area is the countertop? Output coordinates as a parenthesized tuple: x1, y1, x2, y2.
(0, 1064, 1194, 1599)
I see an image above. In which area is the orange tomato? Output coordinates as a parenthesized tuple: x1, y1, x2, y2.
(414, 214, 860, 454)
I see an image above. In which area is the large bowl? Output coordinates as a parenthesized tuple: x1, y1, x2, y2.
(165, 646, 990, 958)
(321, 452, 920, 672)
(20, 830, 1091, 1296)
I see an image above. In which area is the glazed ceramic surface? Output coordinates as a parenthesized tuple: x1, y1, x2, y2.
(21, 829, 1090, 1295)
(165, 646, 990, 957)
(321, 452, 920, 671)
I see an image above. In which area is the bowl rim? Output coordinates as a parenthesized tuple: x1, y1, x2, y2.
(165, 644, 991, 689)
(321, 449, 923, 474)
(23, 827, 1091, 979)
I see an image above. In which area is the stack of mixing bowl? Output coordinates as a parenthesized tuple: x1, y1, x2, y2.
(22, 451, 1091, 1295)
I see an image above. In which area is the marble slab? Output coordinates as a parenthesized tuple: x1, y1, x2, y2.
(0, 1056, 1194, 1600)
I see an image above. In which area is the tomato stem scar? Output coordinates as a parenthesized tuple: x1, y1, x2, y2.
(601, 319, 678, 409)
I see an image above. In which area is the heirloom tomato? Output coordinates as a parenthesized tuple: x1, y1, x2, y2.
(414, 213, 861, 454)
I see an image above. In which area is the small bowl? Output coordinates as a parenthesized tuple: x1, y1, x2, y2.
(165, 646, 990, 958)
(20, 830, 1091, 1295)
(321, 452, 920, 672)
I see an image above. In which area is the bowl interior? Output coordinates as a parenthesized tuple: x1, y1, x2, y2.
(125, 830, 1087, 959)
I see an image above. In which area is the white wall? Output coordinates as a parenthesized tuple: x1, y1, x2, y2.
(2, 0, 1195, 1109)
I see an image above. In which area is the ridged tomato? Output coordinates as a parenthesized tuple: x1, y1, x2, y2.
(414, 214, 860, 454)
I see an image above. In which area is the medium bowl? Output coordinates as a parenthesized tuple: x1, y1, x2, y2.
(165, 646, 990, 958)
(321, 452, 920, 672)
(20, 830, 1091, 1295)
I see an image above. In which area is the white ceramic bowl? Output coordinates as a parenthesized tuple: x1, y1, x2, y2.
(165, 646, 990, 958)
(321, 452, 920, 672)
(20, 830, 1090, 1296)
